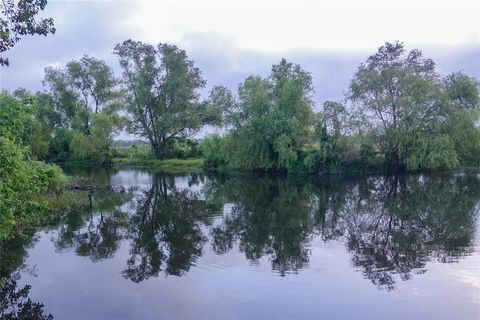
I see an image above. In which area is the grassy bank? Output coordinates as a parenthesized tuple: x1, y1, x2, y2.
(0, 190, 89, 243)
(112, 158, 204, 173)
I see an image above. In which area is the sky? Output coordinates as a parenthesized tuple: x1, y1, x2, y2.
(0, 0, 479, 109)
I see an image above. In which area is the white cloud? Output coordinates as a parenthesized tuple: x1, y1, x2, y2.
(1, 0, 478, 100)
(129, 0, 480, 52)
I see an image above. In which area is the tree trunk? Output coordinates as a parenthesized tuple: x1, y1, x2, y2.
(152, 143, 165, 160)
(392, 151, 406, 173)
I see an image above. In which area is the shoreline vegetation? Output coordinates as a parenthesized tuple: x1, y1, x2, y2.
(1, 40, 479, 243)
(1, 41, 476, 175)
(112, 158, 204, 173)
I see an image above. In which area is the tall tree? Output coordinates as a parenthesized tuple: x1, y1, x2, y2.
(113, 40, 211, 159)
(222, 58, 316, 171)
(43, 55, 119, 135)
(348, 41, 456, 170)
(0, 0, 55, 66)
(67, 55, 119, 114)
(41, 56, 122, 163)
(321, 100, 347, 138)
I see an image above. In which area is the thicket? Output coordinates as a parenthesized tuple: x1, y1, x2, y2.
(0, 93, 86, 242)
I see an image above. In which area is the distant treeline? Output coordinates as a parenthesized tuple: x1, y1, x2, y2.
(1, 41, 479, 173)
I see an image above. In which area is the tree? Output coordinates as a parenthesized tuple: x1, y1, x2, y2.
(70, 112, 119, 163)
(43, 66, 80, 131)
(222, 58, 316, 171)
(320, 100, 347, 138)
(43, 55, 119, 135)
(348, 41, 457, 170)
(113, 40, 214, 159)
(200, 133, 227, 168)
(0, 0, 55, 66)
(443, 72, 480, 166)
(42, 56, 122, 163)
(445, 72, 480, 110)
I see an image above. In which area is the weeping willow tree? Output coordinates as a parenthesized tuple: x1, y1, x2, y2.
(215, 59, 316, 172)
(348, 41, 480, 171)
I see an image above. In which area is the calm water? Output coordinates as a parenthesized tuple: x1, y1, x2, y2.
(1, 169, 480, 319)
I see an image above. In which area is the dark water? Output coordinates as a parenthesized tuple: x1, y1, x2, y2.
(1, 169, 480, 319)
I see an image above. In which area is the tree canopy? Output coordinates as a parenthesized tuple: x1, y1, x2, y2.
(0, 0, 55, 66)
(216, 58, 316, 171)
(113, 40, 217, 159)
(347, 41, 480, 171)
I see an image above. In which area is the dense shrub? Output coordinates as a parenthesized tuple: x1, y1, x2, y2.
(0, 92, 71, 242)
(200, 134, 227, 168)
(164, 138, 201, 159)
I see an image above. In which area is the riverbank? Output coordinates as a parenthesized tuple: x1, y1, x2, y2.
(0, 190, 90, 243)
(112, 158, 204, 173)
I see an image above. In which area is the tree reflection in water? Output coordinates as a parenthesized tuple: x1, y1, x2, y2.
(206, 173, 479, 289)
(54, 189, 134, 262)
(206, 176, 315, 276)
(123, 174, 221, 281)
(0, 280, 53, 320)
(338, 174, 479, 290)
(50, 171, 479, 290)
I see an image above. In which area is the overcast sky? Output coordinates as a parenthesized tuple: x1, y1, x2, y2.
(1, 0, 479, 107)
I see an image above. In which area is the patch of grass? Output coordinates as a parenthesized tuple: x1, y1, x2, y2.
(113, 157, 204, 173)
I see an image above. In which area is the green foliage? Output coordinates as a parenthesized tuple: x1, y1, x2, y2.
(2, 41, 480, 175)
(0, 92, 78, 242)
(111, 144, 152, 161)
(70, 113, 117, 164)
(70, 131, 96, 161)
(47, 128, 73, 163)
(0, 136, 26, 239)
(200, 134, 227, 168)
(0, 91, 34, 144)
(110, 140, 203, 173)
(0, 0, 55, 66)
(445, 72, 480, 110)
(200, 46, 479, 174)
(0, 135, 69, 241)
(444, 73, 480, 166)
(403, 134, 459, 171)
(220, 59, 316, 172)
(114, 40, 214, 159)
(164, 138, 201, 159)
(112, 157, 204, 173)
(347, 41, 480, 172)
(111, 137, 201, 165)
(41, 56, 122, 164)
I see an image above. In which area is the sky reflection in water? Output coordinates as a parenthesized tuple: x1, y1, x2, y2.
(1, 169, 479, 319)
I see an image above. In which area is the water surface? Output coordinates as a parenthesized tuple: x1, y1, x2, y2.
(1, 169, 479, 319)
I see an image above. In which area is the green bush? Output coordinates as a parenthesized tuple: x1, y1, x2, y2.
(110, 146, 130, 159)
(200, 134, 227, 168)
(0, 92, 74, 242)
(47, 129, 73, 163)
(163, 138, 201, 159)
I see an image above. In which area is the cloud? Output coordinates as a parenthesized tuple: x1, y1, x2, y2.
(1, 0, 479, 112)
(0, 0, 138, 91)
(131, 0, 479, 52)
(183, 32, 480, 109)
